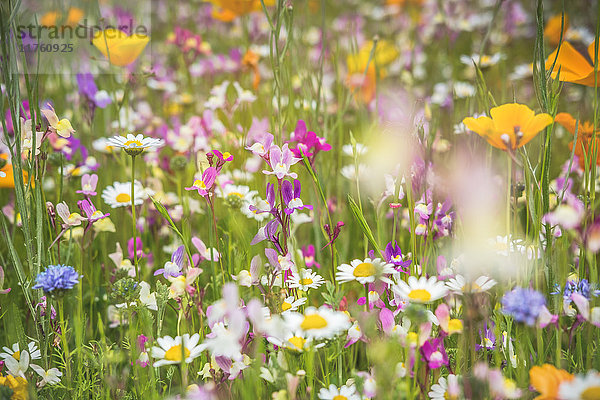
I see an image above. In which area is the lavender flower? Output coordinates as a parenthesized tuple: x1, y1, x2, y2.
(282, 179, 313, 215)
(154, 246, 184, 279)
(33, 265, 80, 294)
(383, 241, 411, 273)
(501, 287, 546, 326)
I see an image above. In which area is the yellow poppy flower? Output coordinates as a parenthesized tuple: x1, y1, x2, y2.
(463, 103, 553, 151)
(0, 374, 28, 400)
(545, 41, 600, 87)
(92, 29, 150, 67)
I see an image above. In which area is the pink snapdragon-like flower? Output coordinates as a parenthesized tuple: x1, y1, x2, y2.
(263, 144, 300, 180)
(76, 173, 98, 196)
(185, 167, 217, 197)
(287, 119, 331, 160)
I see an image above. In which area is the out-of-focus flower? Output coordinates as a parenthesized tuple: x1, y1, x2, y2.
(544, 14, 569, 46)
(529, 364, 573, 400)
(209, 0, 275, 22)
(420, 337, 449, 369)
(445, 275, 497, 294)
(428, 374, 461, 400)
(76, 173, 98, 196)
(555, 112, 600, 169)
(558, 371, 600, 400)
(463, 103, 552, 151)
(92, 29, 150, 67)
(318, 383, 361, 400)
(501, 287, 546, 326)
(0, 374, 28, 398)
(545, 41, 600, 87)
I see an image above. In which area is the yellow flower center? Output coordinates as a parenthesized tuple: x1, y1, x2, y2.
(222, 152, 231, 159)
(124, 139, 143, 147)
(164, 345, 190, 362)
(300, 314, 328, 330)
(193, 179, 207, 189)
(229, 192, 243, 198)
(408, 289, 431, 302)
(281, 302, 292, 311)
(582, 387, 600, 400)
(12, 351, 20, 361)
(333, 396, 348, 400)
(463, 282, 482, 292)
(407, 332, 418, 345)
(448, 319, 463, 333)
(288, 336, 306, 351)
(299, 278, 313, 286)
(353, 262, 375, 277)
(116, 193, 131, 203)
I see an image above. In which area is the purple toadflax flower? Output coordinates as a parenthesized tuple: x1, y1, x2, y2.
(383, 241, 411, 273)
(263, 144, 300, 180)
(282, 179, 313, 215)
(154, 245, 185, 279)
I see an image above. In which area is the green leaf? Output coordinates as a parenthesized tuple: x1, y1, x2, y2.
(347, 194, 381, 253)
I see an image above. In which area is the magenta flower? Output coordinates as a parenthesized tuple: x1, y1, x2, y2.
(76, 173, 98, 196)
(282, 179, 313, 215)
(287, 120, 331, 159)
(301, 244, 320, 269)
(185, 167, 217, 197)
(263, 144, 300, 180)
(420, 338, 449, 369)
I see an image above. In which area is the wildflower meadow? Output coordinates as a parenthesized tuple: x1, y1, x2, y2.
(1, 0, 600, 398)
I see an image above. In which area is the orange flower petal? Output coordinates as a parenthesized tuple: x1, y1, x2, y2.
(92, 29, 150, 67)
(546, 41, 594, 82)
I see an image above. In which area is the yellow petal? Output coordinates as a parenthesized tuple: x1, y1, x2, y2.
(463, 116, 506, 150)
(520, 113, 553, 147)
(92, 29, 150, 67)
(546, 41, 594, 81)
(490, 103, 535, 134)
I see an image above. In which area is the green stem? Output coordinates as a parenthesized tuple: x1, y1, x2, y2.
(131, 155, 139, 280)
(58, 297, 72, 384)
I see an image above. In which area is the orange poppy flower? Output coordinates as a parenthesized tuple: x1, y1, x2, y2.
(544, 14, 569, 47)
(546, 41, 600, 86)
(0, 154, 30, 189)
(242, 50, 260, 90)
(40, 7, 84, 28)
(555, 112, 600, 168)
(529, 364, 573, 400)
(462, 103, 553, 151)
(210, 0, 275, 22)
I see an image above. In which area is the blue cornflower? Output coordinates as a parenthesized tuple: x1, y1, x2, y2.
(33, 264, 80, 294)
(501, 287, 546, 326)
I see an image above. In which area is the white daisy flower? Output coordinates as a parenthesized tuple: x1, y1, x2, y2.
(392, 276, 448, 303)
(151, 333, 204, 367)
(107, 133, 163, 154)
(102, 181, 147, 208)
(318, 383, 361, 400)
(217, 184, 254, 202)
(0, 341, 41, 363)
(2, 347, 31, 378)
(30, 365, 62, 387)
(280, 296, 307, 314)
(287, 269, 325, 291)
(558, 371, 600, 400)
(445, 275, 497, 294)
(284, 306, 351, 340)
(428, 374, 460, 400)
(336, 258, 396, 285)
